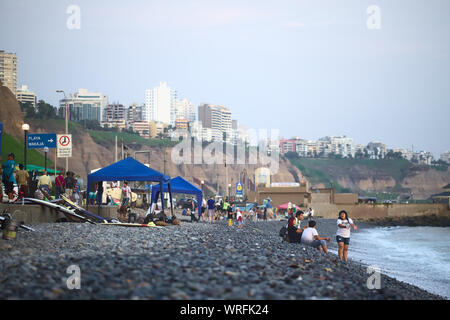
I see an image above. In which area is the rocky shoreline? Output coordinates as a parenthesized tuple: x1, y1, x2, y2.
(0, 218, 444, 300)
(360, 214, 450, 227)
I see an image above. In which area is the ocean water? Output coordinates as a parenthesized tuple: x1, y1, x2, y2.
(330, 226, 450, 299)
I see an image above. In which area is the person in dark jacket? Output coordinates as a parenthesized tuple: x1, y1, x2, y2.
(287, 210, 305, 243)
(65, 171, 76, 200)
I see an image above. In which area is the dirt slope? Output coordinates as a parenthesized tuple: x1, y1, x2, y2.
(0, 80, 26, 139)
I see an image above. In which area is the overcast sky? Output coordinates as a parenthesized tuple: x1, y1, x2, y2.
(1, 0, 449, 157)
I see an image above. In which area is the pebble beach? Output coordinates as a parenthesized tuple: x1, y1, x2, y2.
(0, 217, 444, 300)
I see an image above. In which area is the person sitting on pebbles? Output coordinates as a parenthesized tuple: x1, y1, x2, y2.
(287, 210, 306, 243)
(301, 220, 330, 254)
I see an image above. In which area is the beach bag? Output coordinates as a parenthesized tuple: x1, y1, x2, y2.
(34, 189, 44, 200)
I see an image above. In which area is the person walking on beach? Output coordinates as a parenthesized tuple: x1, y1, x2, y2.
(201, 197, 207, 222)
(55, 171, 65, 199)
(16, 164, 29, 199)
(121, 181, 131, 207)
(265, 197, 273, 220)
(301, 220, 330, 254)
(2, 153, 16, 202)
(336, 210, 358, 263)
(65, 171, 75, 200)
(305, 207, 314, 221)
(207, 196, 215, 224)
(74, 174, 81, 205)
(227, 203, 234, 227)
(249, 207, 255, 221)
(236, 208, 243, 229)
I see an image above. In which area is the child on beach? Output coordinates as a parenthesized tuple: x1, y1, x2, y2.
(227, 203, 234, 226)
(236, 208, 243, 228)
(301, 220, 330, 253)
(336, 210, 358, 263)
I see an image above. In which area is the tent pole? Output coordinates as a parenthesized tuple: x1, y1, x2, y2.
(160, 180, 164, 214)
(168, 182, 174, 217)
(86, 179, 90, 210)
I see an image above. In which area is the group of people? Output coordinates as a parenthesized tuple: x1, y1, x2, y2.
(1, 152, 82, 204)
(285, 208, 357, 263)
(193, 196, 276, 228)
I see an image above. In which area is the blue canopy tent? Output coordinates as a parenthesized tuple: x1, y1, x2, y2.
(150, 176, 203, 216)
(87, 157, 172, 214)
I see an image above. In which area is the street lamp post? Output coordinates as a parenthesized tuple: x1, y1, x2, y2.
(56, 90, 68, 173)
(22, 123, 29, 170)
(44, 147, 49, 172)
(228, 183, 231, 198)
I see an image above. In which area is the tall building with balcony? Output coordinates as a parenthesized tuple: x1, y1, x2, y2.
(174, 98, 196, 123)
(126, 103, 143, 129)
(144, 82, 177, 124)
(279, 139, 296, 155)
(16, 85, 37, 108)
(198, 103, 232, 142)
(104, 103, 125, 121)
(0, 50, 17, 95)
(59, 88, 108, 122)
(319, 136, 355, 158)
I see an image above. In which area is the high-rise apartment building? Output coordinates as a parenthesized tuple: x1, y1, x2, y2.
(126, 103, 143, 129)
(198, 103, 232, 141)
(104, 103, 125, 121)
(144, 82, 177, 124)
(174, 98, 196, 123)
(59, 88, 108, 122)
(0, 50, 17, 95)
(16, 85, 37, 108)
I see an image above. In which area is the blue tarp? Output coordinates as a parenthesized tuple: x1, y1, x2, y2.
(151, 176, 203, 216)
(87, 157, 171, 211)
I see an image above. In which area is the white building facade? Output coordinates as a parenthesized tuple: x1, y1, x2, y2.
(144, 82, 177, 124)
(174, 98, 196, 124)
(16, 85, 37, 108)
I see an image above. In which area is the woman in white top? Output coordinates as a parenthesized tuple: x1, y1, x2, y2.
(336, 210, 358, 263)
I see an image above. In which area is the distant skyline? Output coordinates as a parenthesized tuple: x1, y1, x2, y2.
(1, 0, 449, 157)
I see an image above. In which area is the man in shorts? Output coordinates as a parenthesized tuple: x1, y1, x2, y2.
(301, 220, 330, 254)
(121, 181, 131, 207)
(207, 196, 215, 224)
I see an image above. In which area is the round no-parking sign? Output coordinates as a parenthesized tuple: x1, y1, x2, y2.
(57, 134, 72, 157)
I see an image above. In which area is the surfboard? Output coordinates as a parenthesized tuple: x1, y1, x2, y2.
(106, 188, 137, 203)
(24, 198, 96, 224)
(99, 222, 163, 228)
(61, 195, 109, 223)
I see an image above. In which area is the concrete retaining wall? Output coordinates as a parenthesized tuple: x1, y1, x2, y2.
(310, 203, 450, 219)
(0, 204, 119, 225)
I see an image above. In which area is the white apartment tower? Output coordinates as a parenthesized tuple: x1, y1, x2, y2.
(0, 50, 17, 96)
(174, 98, 196, 123)
(144, 82, 177, 124)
